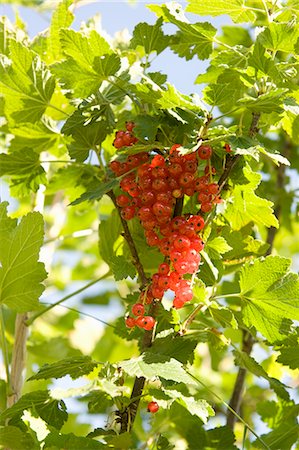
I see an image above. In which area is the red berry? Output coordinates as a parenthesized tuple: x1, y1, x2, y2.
(126, 121, 135, 132)
(179, 172, 194, 187)
(198, 145, 212, 160)
(113, 137, 124, 149)
(188, 215, 205, 231)
(121, 206, 136, 220)
(151, 154, 165, 167)
(135, 316, 146, 328)
(141, 316, 156, 330)
(174, 235, 191, 251)
(224, 143, 232, 153)
(132, 303, 145, 316)
(116, 194, 130, 207)
(201, 202, 213, 213)
(207, 183, 219, 195)
(158, 263, 170, 275)
(123, 132, 133, 146)
(173, 297, 186, 309)
(147, 401, 159, 413)
(125, 317, 136, 328)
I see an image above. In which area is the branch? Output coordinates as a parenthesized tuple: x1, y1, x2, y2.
(107, 190, 149, 287)
(265, 139, 290, 255)
(7, 313, 29, 408)
(226, 331, 254, 429)
(225, 118, 289, 431)
(218, 112, 261, 193)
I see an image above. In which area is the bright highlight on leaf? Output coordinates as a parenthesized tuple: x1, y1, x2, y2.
(0, 203, 47, 312)
(239, 256, 299, 342)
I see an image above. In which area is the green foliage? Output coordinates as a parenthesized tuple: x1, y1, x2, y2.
(0, 40, 55, 123)
(0, 1, 298, 449)
(120, 352, 196, 385)
(0, 390, 67, 430)
(0, 203, 46, 312)
(239, 256, 299, 342)
(28, 356, 99, 381)
(224, 165, 279, 230)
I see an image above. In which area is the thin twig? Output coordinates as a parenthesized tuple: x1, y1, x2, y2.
(226, 331, 255, 429)
(26, 273, 110, 326)
(218, 112, 261, 193)
(0, 306, 10, 400)
(7, 313, 29, 408)
(108, 190, 149, 287)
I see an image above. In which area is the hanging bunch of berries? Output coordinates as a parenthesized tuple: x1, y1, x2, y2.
(109, 122, 222, 329)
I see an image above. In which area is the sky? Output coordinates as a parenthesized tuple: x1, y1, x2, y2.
(0, 0, 230, 94)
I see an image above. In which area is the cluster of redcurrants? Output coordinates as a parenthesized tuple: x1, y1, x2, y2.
(110, 123, 221, 319)
(125, 302, 155, 330)
(145, 215, 205, 309)
(112, 121, 138, 150)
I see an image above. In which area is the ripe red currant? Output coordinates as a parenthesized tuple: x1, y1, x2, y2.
(132, 303, 145, 316)
(147, 401, 159, 413)
(125, 317, 136, 328)
(198, 145, 212, 160)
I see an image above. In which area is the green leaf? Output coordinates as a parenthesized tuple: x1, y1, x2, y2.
(0, 390, 67, 430)
(258, 21, 299, 53)
(205, 236, 232, 259)
(70, 179, 118, 205)
(248, 40, 279, 79)
(131, 18, 169, 55)
(224, 165, 279, 230)
(98, 210, 137, 280)
(61, 95, 114, 161)
(110, 255, 136, 281)
(0, 426, 38, 450)
(234, 350, 289, 399)
(186, 0, 256, 23)
(60, 29, 111, 68)
(0, 40, 55, 123)
(9, 120, 68, 157)
(156, 435, 175, 450)
(92, 54, 121, 78)
(134, 115, 159, 142)
(239, 256, 299, 342)
(44, 430, 106, 449)
(163, 388, 214, 423)
(51, 29, 118, 98)
(237, 89, 286, 114)
(205, 426, 238, 449)
(105, 432, 133, 449)
(0, 204, 47, 312)
(47, 0, 74, 63)
(28, 356, 99, 381)
(221, 225, 269, 262)
(99, 209, 122, 262)
(0, 149, 45, 188)
(276, 346, 299, 369)
(152, 4, 216, 60)
(149, 334, 199, 364)
(171, 22, 216, 61)
(157, 83, 201, 111)
(209, 302, 238, 329)
(203, 83, 236, 108)
(119, 352, 196, 385)
(254, 400, 299, 449)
